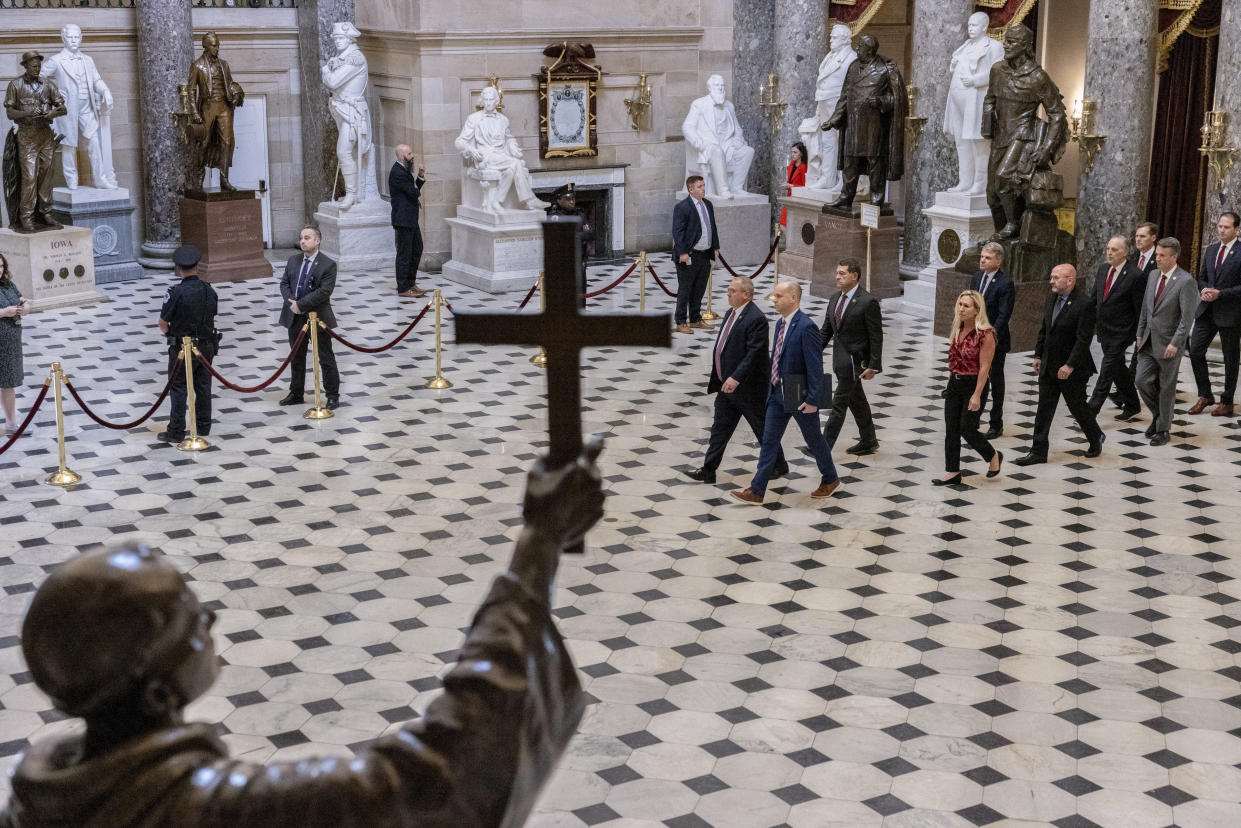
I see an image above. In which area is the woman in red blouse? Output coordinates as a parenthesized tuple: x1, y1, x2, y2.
(779, 143, 808, 226)
(937, 290, 1003, 485)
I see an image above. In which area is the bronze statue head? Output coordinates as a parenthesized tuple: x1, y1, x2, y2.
(202, 32, 220, 59)
(856, 35, 878, 62)
(1004, 25, 1034, 61)
(19, 51, 43, 80)
(22, 543, 219, 720)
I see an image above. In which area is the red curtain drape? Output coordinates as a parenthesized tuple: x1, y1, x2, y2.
(977, 0, 1039, 35)
(1147, 0, 1220, 270)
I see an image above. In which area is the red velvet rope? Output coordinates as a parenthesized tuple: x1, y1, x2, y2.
(646, 263, 678, 297)
(324, 302, 432, 353)
(64, 366, 177, 430)
(583, 259, 639, 298)
(516, 279, 540, 309)
(0, 382, 51, 456)
(197, 328, 308, 393)
(717, 236, 779, 280)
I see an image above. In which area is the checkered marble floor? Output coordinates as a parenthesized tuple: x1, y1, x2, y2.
(1, 254, 1240, 828)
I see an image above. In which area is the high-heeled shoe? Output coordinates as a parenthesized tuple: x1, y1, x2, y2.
(932, 473, 963, 486)
(986, 450, 1004, 478)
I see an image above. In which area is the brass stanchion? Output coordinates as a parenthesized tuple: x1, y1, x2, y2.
(304, 311, 333, 420)
(701, 257, 718, 322)
(44, 363, 82, 486)
(178, 337, 211, 451)
(638, 251, 648, 312)
(530, 270, 548, 365)
(426, 290, 453, 389)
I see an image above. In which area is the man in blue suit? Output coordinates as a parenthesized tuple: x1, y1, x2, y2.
(671, 175, 720, 334)
(731, 280, 841, 504)
(969, 241, 1014, 438)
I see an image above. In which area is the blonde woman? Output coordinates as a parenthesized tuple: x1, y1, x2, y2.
(937, 290, 1002, 485)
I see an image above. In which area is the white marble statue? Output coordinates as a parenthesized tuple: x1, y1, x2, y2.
(798, 24, 856, 193)
(321, 22, 380, 208)
(454, 86, 543, 213)
(682, 74, 754, 199)
(944, 12, 1004, 195)
(39, 24, 117, 190)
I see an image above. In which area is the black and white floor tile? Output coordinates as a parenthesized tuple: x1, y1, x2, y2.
(1, 254, 1239, 827)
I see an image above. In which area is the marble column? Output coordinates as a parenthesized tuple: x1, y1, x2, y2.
(772, 0, 827, 203)
(1202, 1, 1241, 254)
(135, 0, 193, 269)
(297, 0, 356, 216)
(1075, 0, 1158, 282)
(732, 0, 775, 200)
(902, 0, 974, 274)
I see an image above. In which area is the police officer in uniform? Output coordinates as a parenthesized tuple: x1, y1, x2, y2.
(544, 183, 594, 307)
(157, 245, 219, 442)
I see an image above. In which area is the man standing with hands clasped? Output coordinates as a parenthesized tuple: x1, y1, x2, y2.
(389, 144, 427, 299)
(279, 226, 340, 410)
(819, 257, 883, 456)
(671, 175, 719, 335)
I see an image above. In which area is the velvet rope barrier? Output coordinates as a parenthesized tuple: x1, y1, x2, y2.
(324, 301, 433, 353)
(63, 366, 177, 431)
(583, 259, 639, 299)
(0, 382, 51, 457)
(516, 278, 540, 309)
(197, 328, 308, 394)
(646, 263, 678, 297)
(716, 236, 779, 280)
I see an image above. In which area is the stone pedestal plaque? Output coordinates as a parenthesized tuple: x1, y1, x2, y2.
(0, 226, 104, 310)
(313, 200, 393, 274)
(896, 191, 993, 318)
(780, 203, 901, 301)
(50, 187, 143, 284)
(179, 191, 270, 283)
(706, 193, 770, 268)
(778, 194, 826, 281)
(441, 206, 544, 293)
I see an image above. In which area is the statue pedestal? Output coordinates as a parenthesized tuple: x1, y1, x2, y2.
(313, 198, 393, 274)
(50, 187, 143, 284)
(179, 190, 271, 283)
(0, 226, 104, 310)
(710, 193, 770, 267)
(778, 198, 901, 301)
(898, 191, 994, 319)
(441, 206, 544, 293)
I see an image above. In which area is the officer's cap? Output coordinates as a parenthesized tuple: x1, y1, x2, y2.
(172, 245, 202, 269)
(553, 183, 575, 200)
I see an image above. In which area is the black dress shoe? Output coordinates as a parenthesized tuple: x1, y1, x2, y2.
(1116, 407, 1141, 422)
(982, 425, 1002, 440)
(986, 450, 1004, 478)
(326, 395, 340, 410)
(156, 431, 184, 443)
(1150, 432, 1170, 446)
(847, 440, 879, 456)
(1085, 434, 1105, 458)
(1145, 422, 1158, 438)
(684, 467, 716, 484)
(1013, 453, 1046, 467)
(279, 392, 305, 406)
(932, 473, 963, 486)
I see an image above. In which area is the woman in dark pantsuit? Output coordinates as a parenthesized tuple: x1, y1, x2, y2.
(0, 253, 31, 437)
(936, 290, 1002, 485)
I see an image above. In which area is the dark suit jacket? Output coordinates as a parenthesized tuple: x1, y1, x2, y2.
(1034, 287, 1096, 380)
(772, 310, 827, 408)
(1091, 259, 1144, 345)
(1130, 249, 1158, 279)
(707, 302, 770, 408)
(968, 269, 1014, 352)
(820, 287, 883, 376)
(279, 252, 338, 329)
(672, 196, 720, 259)
(389, 163, 425, 228)
(1196, 241, 1241, 327)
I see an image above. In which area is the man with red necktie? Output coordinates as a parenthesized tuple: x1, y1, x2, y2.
(1136, 237, 1199, 446)
(1088, 235, 1144, 420)
(1188, 212, 1241, 417)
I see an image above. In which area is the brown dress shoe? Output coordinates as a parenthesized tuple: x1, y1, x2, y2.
(1211, 402, 1235, 417)
(690, 320, 711, 329)
(810, 479, 841, 499)
(1187, 396, 1215, 415)
(730, 488, 764, 505)
(397, 289, 419, 298)
(675, 324, 693, 334)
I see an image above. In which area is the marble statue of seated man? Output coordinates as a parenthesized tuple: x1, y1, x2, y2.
(455, 85, 545, 213)
(1, 440, 607, 828)
(682, 74, 754, 199)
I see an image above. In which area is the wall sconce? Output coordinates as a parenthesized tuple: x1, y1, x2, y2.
(624, 73, 652, 131)
(1069, 99, 1106, 174)
(1200, 109, 1238, 182)
(759, 73, 787, 132)
(905, 85, 927, 151)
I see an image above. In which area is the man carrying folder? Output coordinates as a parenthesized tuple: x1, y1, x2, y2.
(820, 258, 883, 455)
(732, 281, 841, 505)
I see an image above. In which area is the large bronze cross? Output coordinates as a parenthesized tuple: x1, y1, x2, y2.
(455, 219, 671, 551)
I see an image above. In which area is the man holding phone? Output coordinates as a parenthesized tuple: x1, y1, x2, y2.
(820, 258, 883, 455)
(389, 144, 427, 298)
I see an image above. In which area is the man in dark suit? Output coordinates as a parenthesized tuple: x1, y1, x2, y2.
(731, 281, 840, 505)
(1133, 222, 1159, 278)
(968, 241, 1014, 438)
(1015, 264, 1104, 465)
(1136, 237, 1200, 446)
(279, 226, 340, 410)
(1088, 235, 1144, 419)
(820, 257, 883, 454)
(389, 144, 427, 299)
(671, 175, 720, 334)
(1188, 211, 1241, 417)
(684, 276, 787, 484)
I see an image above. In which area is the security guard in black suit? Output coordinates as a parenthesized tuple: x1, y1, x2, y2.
(544, 183, 594, 307)
(157, 245, 218, 443)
